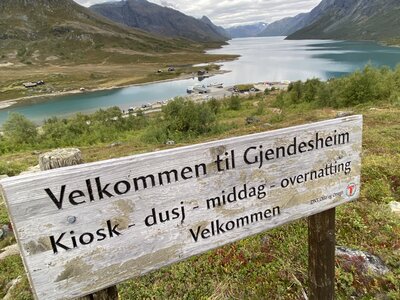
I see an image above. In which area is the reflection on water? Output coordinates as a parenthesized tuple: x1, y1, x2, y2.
(1, 37, 400, 125)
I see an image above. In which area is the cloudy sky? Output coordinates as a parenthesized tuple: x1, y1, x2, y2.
(74, 0, 321, 27)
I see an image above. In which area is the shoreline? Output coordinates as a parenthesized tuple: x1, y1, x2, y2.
(0, 69, 230, 111)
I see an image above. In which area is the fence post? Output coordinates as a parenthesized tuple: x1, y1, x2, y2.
(308, 208, 336, 300)
(39, 148, 119, 300)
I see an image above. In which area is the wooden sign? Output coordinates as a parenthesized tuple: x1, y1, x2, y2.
(0, 115, 362, 300)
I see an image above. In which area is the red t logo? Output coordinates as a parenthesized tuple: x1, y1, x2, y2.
(346, 183, 356, 197)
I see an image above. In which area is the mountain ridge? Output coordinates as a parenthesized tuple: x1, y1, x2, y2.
(258, 0, 400, 42)
(226, 22, 268, 38)
(287, 0, 400, 41)
(89, 0, 229, 42)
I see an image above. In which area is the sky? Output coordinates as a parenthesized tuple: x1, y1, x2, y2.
(74, 0, 321, 27)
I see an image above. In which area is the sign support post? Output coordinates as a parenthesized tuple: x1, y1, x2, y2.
(308, 208, 336, 300)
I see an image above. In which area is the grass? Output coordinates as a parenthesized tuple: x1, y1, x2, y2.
(0, 92, 399, 299)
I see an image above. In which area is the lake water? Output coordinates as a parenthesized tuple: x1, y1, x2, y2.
(1, 36, 400, 125)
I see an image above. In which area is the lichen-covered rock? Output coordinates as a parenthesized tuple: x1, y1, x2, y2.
(336, 111, 354, 118)
(246, 116, 261, 124)
(336, 246, 389, 276)
(0, 244, 19, 261)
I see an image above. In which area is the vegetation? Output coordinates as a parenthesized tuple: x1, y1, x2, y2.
(0, 66, 399, 299)
(274, 65, 400, 109)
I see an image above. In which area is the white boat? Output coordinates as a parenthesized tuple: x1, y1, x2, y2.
(207, 83, 223, 88)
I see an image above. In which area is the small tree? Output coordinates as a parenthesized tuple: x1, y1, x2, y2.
(2, 113, 38, 145)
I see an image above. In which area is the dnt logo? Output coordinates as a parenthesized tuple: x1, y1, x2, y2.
(346, 183, 357, 197)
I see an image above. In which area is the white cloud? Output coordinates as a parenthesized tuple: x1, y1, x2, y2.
(74, 0, 321, 27)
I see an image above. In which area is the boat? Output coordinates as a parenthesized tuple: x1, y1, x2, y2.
(207, 83, 223, 88)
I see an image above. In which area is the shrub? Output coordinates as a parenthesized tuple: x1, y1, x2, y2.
(163, 98, 216, 135)
(227, 95, 241, 111)
(2, 113, 38, 146)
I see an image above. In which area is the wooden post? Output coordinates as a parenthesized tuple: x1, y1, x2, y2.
(308, 208, 336, 300)
(39, 148, 119, 300)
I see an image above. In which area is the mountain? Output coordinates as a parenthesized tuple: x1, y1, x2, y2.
(258, 0, 339, 37)
(90, 0, 229, 43)
(258, 14, 308, 37)
(0, 0, 196, 65)
(200, 16, 230, 40)
(287, 0, 400, 41)
(226, 22, 268, 38)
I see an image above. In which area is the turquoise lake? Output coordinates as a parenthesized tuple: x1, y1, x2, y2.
(1, 36, 400, 125)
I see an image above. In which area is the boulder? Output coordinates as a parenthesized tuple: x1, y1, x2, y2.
(110, 142, 122, 148)
(0, 244, 20, 261)
(336, 246, 389, 276)
(246, 116, 261, 125)
(3, 276, 22, 300)
(336, 111, 353, 118)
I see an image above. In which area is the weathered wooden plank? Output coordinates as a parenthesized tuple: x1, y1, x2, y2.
(39, 148, 118, 300)
(0, 116, 362, 300)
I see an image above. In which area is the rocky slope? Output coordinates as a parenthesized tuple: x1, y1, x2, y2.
(287, 0, 400, 41)
(0, 0, 196, 65)
(258, 14, 309, 37)
(259, 0, 400, 42)
(90, 0, 229, 42)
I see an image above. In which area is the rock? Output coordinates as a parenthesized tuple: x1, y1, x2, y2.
(110, 142, 122, 147)
(271, 108, 282, 114)
(389, 201, 400, 216)
(3, 276, 22, 300)
(336, 111, 353, 118)
(246, 116, 261, 124)
(0, 223, 14, 239)
(0, 244, 20, 261)
(165, 140, 175, 145)
(336, 246, 389, 276)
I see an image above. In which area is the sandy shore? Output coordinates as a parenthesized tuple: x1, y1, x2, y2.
(0, 101, 17, 110)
